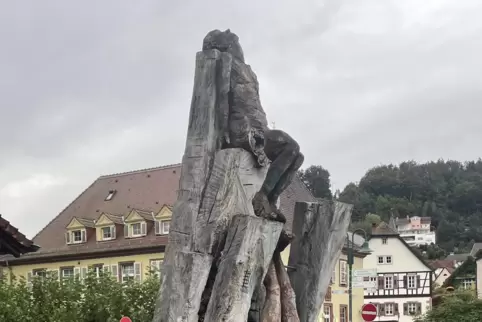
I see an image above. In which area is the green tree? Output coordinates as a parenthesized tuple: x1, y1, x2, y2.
(340, 158, 482, 253)
(0, 269, 160, 322)
(298, 165, 332, 199)
(415, 289, 482, 322)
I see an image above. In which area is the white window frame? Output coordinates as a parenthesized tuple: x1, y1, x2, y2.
(323, 304, 332, 322)
(384, 275, 394, 289)
(72, 230, 83, 243)
(385, 303, 394, 315)
(121, 263, 135, 283)
(407, 302, 417, 315)
(407, 274, 417, 289)
(101, 226, 115, 240)
(66, 229, 86, 245)
(161, 220, 170, 235)
(377, 255, 393, 265)
(131, 223, 142, 237)
(61, 268, 74, 279)
(150, 259, 163, 276)
(463, 279, 474, 290)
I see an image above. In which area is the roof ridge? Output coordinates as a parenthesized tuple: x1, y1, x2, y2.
(99, 163, 181, 179)
(32, 177, 99, 242)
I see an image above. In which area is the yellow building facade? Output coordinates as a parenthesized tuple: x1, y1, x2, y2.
(281, 245, 366, 322)
(0, 205, 172, 286)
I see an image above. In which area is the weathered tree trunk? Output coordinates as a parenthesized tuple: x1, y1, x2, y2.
(287, 201, 352, 322)
(261, 262, 282, 322)
(273, 252, 300, 322)
(153, 49, 276, 322)
(204, 214, 282, 322)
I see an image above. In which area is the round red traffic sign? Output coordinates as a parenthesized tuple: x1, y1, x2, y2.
(361, 303, 378, 322)
(120, 317, 132, 322)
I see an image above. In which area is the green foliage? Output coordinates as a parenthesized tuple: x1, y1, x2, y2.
(298, 165, 332, 199)
(340, 159, 482, 254)
(0, 270, 160, 322)
(415, 289, 482, 322)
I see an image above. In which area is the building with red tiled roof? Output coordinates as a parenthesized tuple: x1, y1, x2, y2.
(0, 163, 316, 284)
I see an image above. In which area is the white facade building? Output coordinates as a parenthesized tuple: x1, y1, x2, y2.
(363, 222, 433, 322)
(395, 216, 436, 246)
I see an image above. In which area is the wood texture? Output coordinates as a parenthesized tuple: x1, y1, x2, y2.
(273, 252, 300, 322)
(153, 49, 229, 322)
(261, 262, 281, 322)
(204, 214, 283, 322)
(287, 201, 353, 322)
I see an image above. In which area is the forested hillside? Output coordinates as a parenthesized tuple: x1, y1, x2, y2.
(299, 160, 482, 254)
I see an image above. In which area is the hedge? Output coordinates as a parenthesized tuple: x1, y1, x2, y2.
(0, 270, 160, 322)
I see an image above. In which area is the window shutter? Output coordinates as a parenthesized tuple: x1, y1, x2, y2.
(394, 303, 399, 315)
(339, 261, 347, 285)
(81, 230, 86, 242)
(393, 276, 398, 288)
(134, 262, 142, 282)
(74, 267, 81, 280)
(331, 267, 336, 284)
(65, 232, 71, 244)
(378, 276, 384, 289)
(403, 275, 407, 288)
(103, 265, 110, 276)
(403, 303, 408, 315)
(111, 265, 118, 281)
(141, 222, 147, 235)
(27, 272, 32, 288)
(112, 226, 116, 239)
(124, 224, 129, 238)
(81, 267, 88, 280)
(417, 275, 421, 288)
(379, 303, 385, 316)
(416, 302, 422, 315)
(155, 221, 160, 235)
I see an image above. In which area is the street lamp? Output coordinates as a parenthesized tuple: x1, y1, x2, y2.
(347, 229, 372, 322)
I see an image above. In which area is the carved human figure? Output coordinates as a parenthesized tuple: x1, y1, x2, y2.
(202, 29, 304, 223)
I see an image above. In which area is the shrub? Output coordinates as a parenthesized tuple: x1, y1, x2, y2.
(414, 289, 482, 322)
(0, 270, 160, 322)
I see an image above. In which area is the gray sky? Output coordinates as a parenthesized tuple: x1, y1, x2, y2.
(1, 0, 482, 238)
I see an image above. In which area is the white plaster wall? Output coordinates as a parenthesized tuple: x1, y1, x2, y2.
(364, 237, 431, 273)
(363, 297, 431, 322)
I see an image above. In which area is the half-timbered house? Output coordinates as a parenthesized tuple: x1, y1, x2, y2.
(362, 221, 433, 322)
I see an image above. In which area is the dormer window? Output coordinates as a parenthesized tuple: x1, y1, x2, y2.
(105, 190, 116, 201)
(72, 230, 82, 242)
(154, 205, 172, 235)
(101, 226, 116, 241)
(66, 229, 86, 244)
(132, 223, 142, 236)
(155, 220, 170, 235)
(130, 222, 147, 237)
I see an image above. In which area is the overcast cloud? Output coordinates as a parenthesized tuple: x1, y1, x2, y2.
(1, 0, 482, 238)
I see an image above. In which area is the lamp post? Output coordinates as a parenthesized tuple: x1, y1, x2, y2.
(347, 229, 372, 322)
